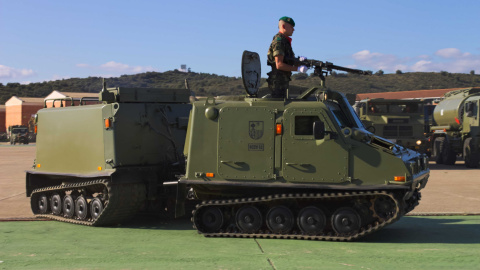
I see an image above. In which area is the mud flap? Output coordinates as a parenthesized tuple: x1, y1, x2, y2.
(175, 183, 187, 218)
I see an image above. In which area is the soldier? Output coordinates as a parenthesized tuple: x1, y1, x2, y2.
(267, 16, 307, 98)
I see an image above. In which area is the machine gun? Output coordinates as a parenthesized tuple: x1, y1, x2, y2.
(291, 57, 371, 87)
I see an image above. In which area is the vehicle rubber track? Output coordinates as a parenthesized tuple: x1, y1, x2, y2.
(30, 179, 146, 226)
(192, 190, 402, 241)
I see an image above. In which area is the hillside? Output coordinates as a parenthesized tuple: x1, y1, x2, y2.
(1, 70, 480, 103)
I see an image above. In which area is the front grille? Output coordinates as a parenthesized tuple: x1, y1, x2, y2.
(383, 125, 413, 137)
(399, 126, 413, 137)
(383, 126, 397, 137)
(409, 155, 429, 175)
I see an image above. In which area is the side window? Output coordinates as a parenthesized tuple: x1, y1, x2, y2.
(465, 101, 478, 118)
(295, 116, 320, 135)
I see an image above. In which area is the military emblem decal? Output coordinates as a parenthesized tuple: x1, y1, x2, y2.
(249, 121, 264, 140)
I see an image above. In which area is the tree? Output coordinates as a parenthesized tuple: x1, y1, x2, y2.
(470, 70, 475, 75)
(375, 70, 384, 76)
(396, 70, 403, 74)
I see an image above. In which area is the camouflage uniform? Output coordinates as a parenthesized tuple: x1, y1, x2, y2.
(267, 32, 295, 98)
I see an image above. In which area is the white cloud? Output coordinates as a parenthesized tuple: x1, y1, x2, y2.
(100, 61, 130, 71)
(352, 50, 405, 71)
(411, 60, 433, 72)
(0, 65, 36, 80)
(351, 48, 480, 74)
(50, 74, 71, 81)
(77, 61, 156, 75)
(435, 48, 464, 59)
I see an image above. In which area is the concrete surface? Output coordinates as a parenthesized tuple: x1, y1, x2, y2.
(0, 143, 479, 219)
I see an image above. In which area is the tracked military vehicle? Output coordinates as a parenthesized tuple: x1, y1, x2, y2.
(26, 51, 429, 241)
(431, 87, 480, 168)
(180, 52, 429, 240)
(26, 86, 191, 225)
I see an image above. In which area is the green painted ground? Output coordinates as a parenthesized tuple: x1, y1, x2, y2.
(1, 216, 479, 270)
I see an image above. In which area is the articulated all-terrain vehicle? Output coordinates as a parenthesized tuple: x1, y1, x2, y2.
(8, 125, 29, 145)
(431, 87, 480, 168)
(26, 51, 429, 241)
(353, 99, 430, 155)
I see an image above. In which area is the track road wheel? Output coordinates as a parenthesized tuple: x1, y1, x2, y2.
(38, 193, 49, 214)
(464, 138, 480, 168)
(50, 193, 62, 215)
(266, 206, 294, 234)
(297, 206, 326, 235)
(75, 196, 88, 220)
(236, 206, 263, 234)
(371, 196, 396, 220)
(90, 198, 104, 221)
(331, 207, 361, 235)
(63, 195, 75, 218)
(200, 207, 224, 233)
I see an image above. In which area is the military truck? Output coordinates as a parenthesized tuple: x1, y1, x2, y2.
(8, 125, 29, 145)
(25, 51, 429, 241)
(353, 99, 430, 155)
(431, 87, 480, 168)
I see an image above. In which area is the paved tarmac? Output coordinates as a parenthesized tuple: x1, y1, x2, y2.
(1, 143, 479, 219)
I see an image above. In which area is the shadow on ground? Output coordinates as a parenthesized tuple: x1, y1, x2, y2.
(120, 215, 480, 244)
(117, 214, 194, 231)
(428, 160, 479, 171)
(362, 216, 480, 244)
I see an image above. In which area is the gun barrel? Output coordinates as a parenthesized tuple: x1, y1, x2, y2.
(293, 57, 369, 75)
(328, 63, 367, 75)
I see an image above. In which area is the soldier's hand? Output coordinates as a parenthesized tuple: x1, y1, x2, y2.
(299, 56, 307, 61)
(297, 65, 308, 73)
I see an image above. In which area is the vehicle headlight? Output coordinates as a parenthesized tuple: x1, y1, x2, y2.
(416, 140, 422, 145)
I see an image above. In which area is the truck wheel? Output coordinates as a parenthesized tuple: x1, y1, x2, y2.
(433, 137, 445, 164)
(442, 139, 457, 165)
(464, 138, 480, 168)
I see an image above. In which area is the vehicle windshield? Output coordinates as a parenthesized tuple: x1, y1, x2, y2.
(326, 101, 359, 129)
(364, 102, 424, 114)
(12, 128, 28, 134)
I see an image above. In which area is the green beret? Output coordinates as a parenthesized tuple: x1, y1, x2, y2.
(279, 16, 295, 27)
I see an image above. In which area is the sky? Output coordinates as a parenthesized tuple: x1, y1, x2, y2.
(1, 0, 480, 85)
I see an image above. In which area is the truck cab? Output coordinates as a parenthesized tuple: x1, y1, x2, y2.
(354, 99, 430, 154)
(9, 125, 29, 145)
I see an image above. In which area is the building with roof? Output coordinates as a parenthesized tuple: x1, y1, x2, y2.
(5, 96, 44, 130)
(44, 91, 99, 108)
(355, 88, 465, 102)
(0, 105, 6, 133)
